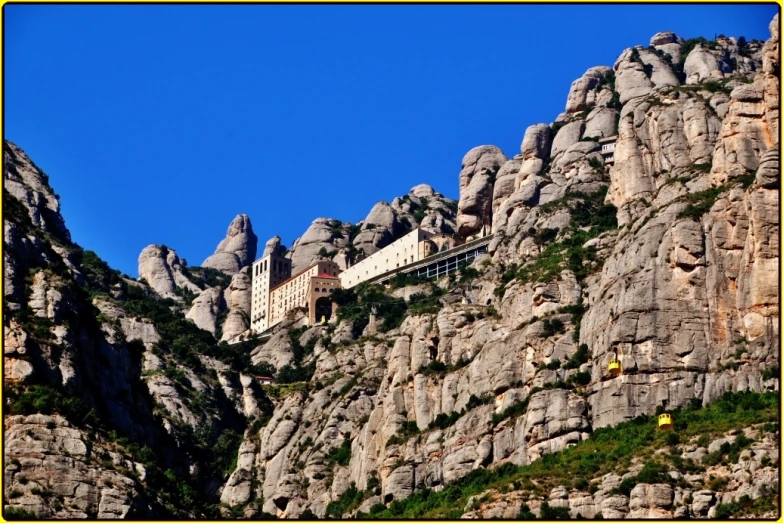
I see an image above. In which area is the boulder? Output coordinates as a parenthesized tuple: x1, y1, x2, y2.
(457, 145, 507, 238)
(137, 245, 201, 299)
(202, 214, 258, 274)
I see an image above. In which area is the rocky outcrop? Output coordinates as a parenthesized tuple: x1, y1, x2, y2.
(3, 141, 70, 242)
(650, 31, 684, 63)
(286, 185, 458, 273)
(3, 414, 156, 518)
(352, 202, 404, 258)
(202, 214, 258, 275)
(287, 218, 350, 274)
(221, 272, 252, 342)
(185, 287, 224, 335)
(137, 244, 201, 299)
(565, 66, 613, 113)
(3, 16, 779, 522)
(457, 146, 507, 237)
(263, 235, 286, 257)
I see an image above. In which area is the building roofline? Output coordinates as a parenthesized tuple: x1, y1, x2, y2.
(270, 260, 338, 292)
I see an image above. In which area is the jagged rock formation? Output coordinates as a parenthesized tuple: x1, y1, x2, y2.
(3, 142, 70, 242)
(3, 414, 157, 518)
(263, 235, 285, 257)
(456, 146, 508, 237)
(286, 184, 457, 274)
(137, 245, 202, 299)
(202, 215, 258, 275)
(221, 271, 252, 342)
(185, 287, 224, 335)
(3, 15, 779, 521)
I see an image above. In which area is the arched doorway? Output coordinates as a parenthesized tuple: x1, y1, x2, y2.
(315, 297, 333, 323)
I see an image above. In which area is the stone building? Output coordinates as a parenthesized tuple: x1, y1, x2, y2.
(268, 260, 341, 327)
(339, 228, 459, 289)
(249, 250, 291, 333)
(249, 228, 461, 334)
(599, 136, 617, 165)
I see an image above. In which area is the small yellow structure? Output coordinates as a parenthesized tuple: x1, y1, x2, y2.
(321, 315, 327, 325)
(608, 360, 622, 376)
(658, 413, 673, 431)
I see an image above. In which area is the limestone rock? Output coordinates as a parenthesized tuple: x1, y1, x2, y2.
(4, 414, 152, 518)
(185, 287, 224, 335)
(583, 108, 619, 139)
(352, 201, 404, 257)
(551, 120, 585, 159)
(651, 31, 684, 62)
(263, 235, 286, 257)
(287, 218, 349, 274)
(614, 48, 655, 104)
(3, 141, 70, 242)
(457, 145, 507, 237)
(684, 46, 725, 85)
(565, 66, 613, 113)
(202, 214, 258, 274)
(221, 272, 252, 341)
(491, 157, 525, 226)
(137, 245, 201, 299)
(628, 483, 673, 518)
(520, 124, 553, 159)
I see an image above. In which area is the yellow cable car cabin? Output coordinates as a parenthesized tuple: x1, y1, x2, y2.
(608, 360, 622, 376)
(658, 413, 673, 431)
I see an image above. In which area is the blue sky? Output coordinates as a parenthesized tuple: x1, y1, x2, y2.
(5, 3, 778, 277)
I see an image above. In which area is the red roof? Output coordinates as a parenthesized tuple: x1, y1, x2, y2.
(255, 376, 274, 380)
(315, 273, 338, 279)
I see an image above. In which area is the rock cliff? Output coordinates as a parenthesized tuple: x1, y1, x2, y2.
(3, 17, 779, 520)
(202, 215, 258, 275)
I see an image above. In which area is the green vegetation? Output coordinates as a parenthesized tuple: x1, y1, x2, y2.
(389, 271, 427, 289)
(182, 266, 232, 291)
(407, 287, 445, 316)
(496, 187, 617, 296)
(5, 384, 95, 423)
(325, 482, 365, 518)
(327, 436, 353, 466)
(564, 343, 590, 369)
(274, 326, 317, 384)
(701, 432, 755, 466)
(4, 507, 38, 520)
(541, 318, 566, 338)
(358, 391, 778, 519)
(318, 247, 338, 259)
(714, 485, 778, 518)
(676, 185, 727, 220)
(411, 196, 431, 223)
(4, 188, 36, 233)
(332, 284, 410, 338)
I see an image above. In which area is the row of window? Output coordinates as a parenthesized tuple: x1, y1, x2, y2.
(254, 257, 291, 277)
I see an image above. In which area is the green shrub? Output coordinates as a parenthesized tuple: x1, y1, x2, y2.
(466, 394, 492, 410)
(540, 502, 571, 519)
(564, 344, 590, 369)
(542, 319, 565, 337)
(677, 185, 727, 220)
(364, 391, 777, 519)
(327, 437, 352, 466)
(4, 507, 38, 520)
(429, 411, 462, 430)
(419, 360, 448, 375)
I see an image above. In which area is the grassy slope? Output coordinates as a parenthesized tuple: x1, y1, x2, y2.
(323, 391, 779, 519)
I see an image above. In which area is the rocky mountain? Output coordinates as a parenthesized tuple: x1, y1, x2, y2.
(286, 183, 458, 274)
(202, 215, 258, 275)
(3, 16, 780, 520)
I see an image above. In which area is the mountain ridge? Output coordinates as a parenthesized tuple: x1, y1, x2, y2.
(2, 15, 779, 519)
